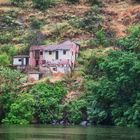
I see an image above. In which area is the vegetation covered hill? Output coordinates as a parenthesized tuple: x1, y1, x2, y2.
(0, 0, 140, 126)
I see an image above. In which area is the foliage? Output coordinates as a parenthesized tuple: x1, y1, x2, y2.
(0, 53, 10, 66)
(70, 6, 103, 34)
(86, 0, 102, 6)
(0, 44, 17, 57)
(0, 67, 23, 122)
(86, 50, 140, 126)
(62, 99, 87, 124)
(0, 33, 13, 44)
(0, 67, 22, 93)
(85, 26, 140, 126)
(65, 0, 79, 4)
(10, 0, 25, 6)
(1, 10, 19, 27)
(25, 31, 45, 47)
(32, 0, 56, 10)
(89, 29, 109, 47)
(0, 44, 17, 67)
(117, 25, 140, 53)
(85, 54, 104, 79)
(30, 18, 44, 29)
(2, 93, 35, 124)
(29, 82, 66, 123)
(95, 29, 109, 47)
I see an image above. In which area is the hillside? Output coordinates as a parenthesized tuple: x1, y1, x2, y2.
(0, 0, 140, 126)
(1, 0, 139, 42)
(103, 0, 140, 37)
(0, 0, 139, 63)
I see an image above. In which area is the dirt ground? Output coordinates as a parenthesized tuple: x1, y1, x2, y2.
(103, 0, 140, 37)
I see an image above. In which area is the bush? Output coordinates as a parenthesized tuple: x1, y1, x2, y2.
(32, 0, 56, 10)
(10, 0, 25, 6)
(70, 6, 103, 34)
(0, 53, 10, 66)
(0, 34, 13, 44)
(30, 18, 44, 29)
(2, 93, 35, 124)
(0, 44, 17, 57)
(86, 0, 102, 6)
(65, 0, 79, 4)
(1, 10, 19, 28)
(29, 82, 66, 123)
(62, 99, 87, 124)
(0, 67, 23, 122)
(117, 25, 140, 53)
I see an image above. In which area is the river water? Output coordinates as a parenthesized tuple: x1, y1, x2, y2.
(0, 125, 140, 140)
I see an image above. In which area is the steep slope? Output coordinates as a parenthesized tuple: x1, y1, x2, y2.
(0, 0, 140, 102)
(103, 0, 140, 37)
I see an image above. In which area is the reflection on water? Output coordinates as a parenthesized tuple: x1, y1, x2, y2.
(0, 125, 140, 140)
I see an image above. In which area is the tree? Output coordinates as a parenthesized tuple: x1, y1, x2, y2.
(86, 51, 140, 126)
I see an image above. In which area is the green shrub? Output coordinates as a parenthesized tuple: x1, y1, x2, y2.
(2, 93, 35, 124)
(32, 0, 56, 10)
(0, 34, 13, 44)
(30, 18, 44, 29)
(86, 0, 102, 6)
(1, 11, 18, 27)
(0, 66, 23, 93)
(0, 67, 23, 122)
(0, 44, 17, 57)
(70, 6, 103, 34)
(10, 0, 25, 6)
(0, 53, 10, 66)
(94, 29, 109, 47)
(29, 82, 66, 123)
(65, 0, 79, 4)
(117, 25, 140, 53)
(62, 99, 87, 124)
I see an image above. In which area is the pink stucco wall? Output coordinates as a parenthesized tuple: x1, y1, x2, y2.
(29, 51, 36, 67)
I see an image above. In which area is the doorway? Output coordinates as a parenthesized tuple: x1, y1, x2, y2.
(56, 51, 59, 60)
(35, 60, 39, 67)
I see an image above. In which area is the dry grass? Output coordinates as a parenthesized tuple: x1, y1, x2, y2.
(104, 0, 140, 37)
(0, 0, 9, 3)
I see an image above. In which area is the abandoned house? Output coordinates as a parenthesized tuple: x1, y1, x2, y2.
(13, 40, 79, 81)
(29, 40, 80, 74)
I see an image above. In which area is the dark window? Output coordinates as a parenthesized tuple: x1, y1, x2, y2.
(53, 67, 57, 71)
(40, 51, 43, 55)
(63, 50, 66, 55)
(42, 60, 46, 64)
(19, 59, 22, 61)
(49, 51, 52, 55)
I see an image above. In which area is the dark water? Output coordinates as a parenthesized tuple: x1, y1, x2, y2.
(0, 125, 140, 140)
